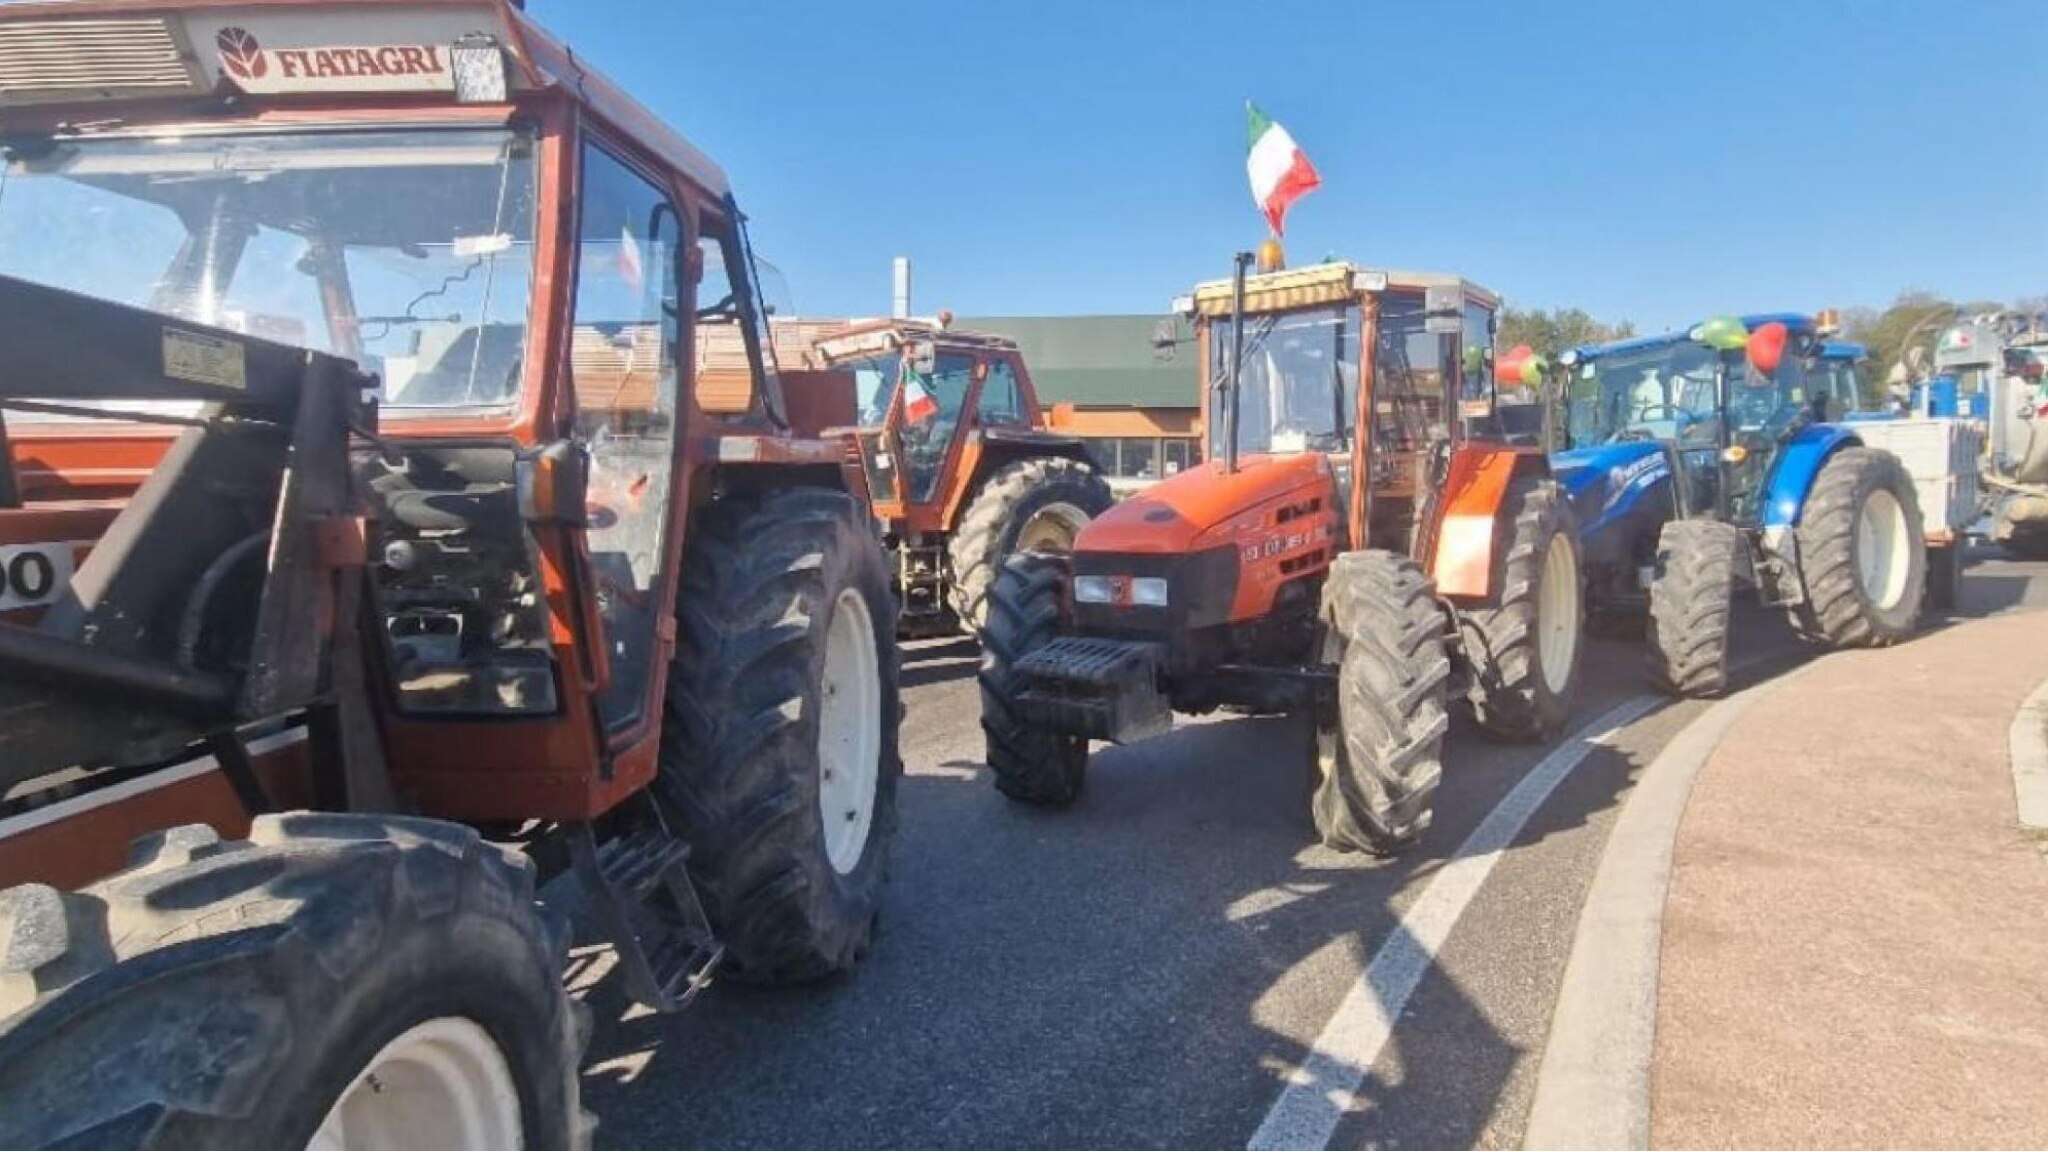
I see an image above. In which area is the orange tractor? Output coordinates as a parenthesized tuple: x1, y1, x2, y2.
(0, 2, 901, 1146)
(980, 256, 1585, 851)
(808, 319, 1113, 633)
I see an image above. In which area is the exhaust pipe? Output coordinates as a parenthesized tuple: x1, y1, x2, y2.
(1225, 250, 1253, 475)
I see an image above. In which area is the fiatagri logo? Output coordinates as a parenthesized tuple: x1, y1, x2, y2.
(216, 27, 266, 80)
(213, 26, 452, 93)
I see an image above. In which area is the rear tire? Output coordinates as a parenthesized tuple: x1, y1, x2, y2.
(978, 552, 1089, 806)
(1461, 477, 1584, 740)
(1791, 447, 1925, 647)
(947, 456, 1112, 633)
(1313, 550, 1451, 854)
(659, 488, 903, 983)
(1647, 519, 1742, 698)
(0, 814, 584, 1150)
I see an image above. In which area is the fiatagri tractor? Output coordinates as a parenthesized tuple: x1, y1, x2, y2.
(0, 2, 903, 1146)
(979, 256, 1586, 854)
(807, 320, 1113, 633)
(1552, 314, 1930, 697)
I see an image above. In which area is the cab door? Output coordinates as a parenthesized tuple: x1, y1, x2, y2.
(562, 139, 687, 738)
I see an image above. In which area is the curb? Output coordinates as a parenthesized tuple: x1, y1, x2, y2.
(1521, 664, 1817, 1150)
(2009, 676, 2048, 835)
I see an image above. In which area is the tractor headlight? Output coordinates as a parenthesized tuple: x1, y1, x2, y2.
(1074, 575, 1114, 603)
(1072, 574, 1169, 607)
(1129, 577, 1170, 607)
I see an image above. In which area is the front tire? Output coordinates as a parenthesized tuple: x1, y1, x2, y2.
(1792, 447, 1925, 647)
(1313, 550, 1452, 854)
(0, 814, 583, 1150)
(978, 552, 1089, 805)
(659, 488, 903, 983)
(1460, 477, 1584, 740)
(1647, 519, 1742, 698)
(948, 456, 1112, 632)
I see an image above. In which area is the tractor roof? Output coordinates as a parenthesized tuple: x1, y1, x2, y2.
(1178, 260, 1499, 319)
(811, 319, 1019, 365)
(0, 0, 729, 199)
(1820, 340, 1867, 362)
(1570, 313, 1819, 363)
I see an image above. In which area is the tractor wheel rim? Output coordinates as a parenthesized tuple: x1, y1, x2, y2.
(1856, 487, 1911, 611)
(819, 585, 882, 876)
(1537, 532, 1580, 695)
(308, 1017, 522, 1150)
(1015, 501, 1088, 554)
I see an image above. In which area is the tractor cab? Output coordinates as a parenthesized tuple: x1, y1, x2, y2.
(811, 320, 1110, 629)
(1142, 260, 1510, 564)
(814, 321, 1051, 530)
(1556, 314, 1825, 527)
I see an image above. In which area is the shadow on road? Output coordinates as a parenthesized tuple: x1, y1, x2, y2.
(901, 636, 981, 690)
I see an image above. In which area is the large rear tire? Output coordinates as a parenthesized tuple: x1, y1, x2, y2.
(1461, 477, 1584, 740)
(0, 814, 584, 1150)
(659, 488, 903, 983)
(1646, 519, 1742, 698)
(978, 552, 1089, 805)
(1312, 550, 1452, 854)
(1791, 447, 1925, 647)
(947, 456, 1112, 633)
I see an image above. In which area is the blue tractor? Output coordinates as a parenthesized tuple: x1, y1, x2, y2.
(1551, 314, 1927, 696)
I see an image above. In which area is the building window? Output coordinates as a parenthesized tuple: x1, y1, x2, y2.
(1119, 437, 1158, 479)
(1163, 439, 1189, 475)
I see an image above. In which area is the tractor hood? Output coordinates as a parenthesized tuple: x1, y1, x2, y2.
(1076, 453, 1332, 555)
(1551, 441, 1672, 540)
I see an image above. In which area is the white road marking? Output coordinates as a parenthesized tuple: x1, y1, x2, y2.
(1247, 695, 1662, 1151)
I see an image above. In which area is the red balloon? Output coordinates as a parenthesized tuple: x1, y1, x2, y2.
(1497, 343, 1535, 383)
(1747, 322, 1787, 375)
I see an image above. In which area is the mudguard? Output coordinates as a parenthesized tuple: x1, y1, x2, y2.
(1760, 423, 1861, 528)
(1432, 445, 1548, 600)
(1549, 440, 1675, 576)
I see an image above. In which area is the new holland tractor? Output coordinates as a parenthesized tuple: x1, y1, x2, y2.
(0, 2, 902, 1146)
(808, 320, 1113, 634)
(978, 256, 1585, 854)
(1552, 314, 1928, 697)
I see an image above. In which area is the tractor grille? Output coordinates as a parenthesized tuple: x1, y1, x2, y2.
(0, 18, 200, 107)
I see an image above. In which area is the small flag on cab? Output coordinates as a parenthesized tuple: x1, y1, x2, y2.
(1245, 101, 1321, 240)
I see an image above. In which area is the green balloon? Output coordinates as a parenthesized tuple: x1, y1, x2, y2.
(1522, 354, 1549, 385)
(1693, 315, 1748, 351)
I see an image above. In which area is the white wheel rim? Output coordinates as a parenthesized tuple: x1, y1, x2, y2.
(308, 1017, 522, 1151)
(1537, 532, 1580, 695)
(1855, 487, 1912, 611)
(1014, 501, 1088, 553)
(819, 586, 882, 875)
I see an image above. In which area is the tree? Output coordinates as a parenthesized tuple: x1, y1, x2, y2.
(1842, 291, 1956, 400)
(1497, 307, 1635, 362)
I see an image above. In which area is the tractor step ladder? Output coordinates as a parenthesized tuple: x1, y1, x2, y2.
(568, 812, 724, 1012)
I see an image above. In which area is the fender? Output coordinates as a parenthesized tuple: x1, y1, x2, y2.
(1432, 445, 1548, 600)
(1550, 440, 1673, 572)
(1760, 423, 1862, 528)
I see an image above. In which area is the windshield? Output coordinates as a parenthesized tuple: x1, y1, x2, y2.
(0, 126, 537, 417)
(1566, 340, 1724, 446)
(833, 353, 902, 426)
(1208, 303, 1360, 458)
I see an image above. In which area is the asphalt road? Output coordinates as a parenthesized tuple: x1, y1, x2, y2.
(579, 545, 2048, 1150)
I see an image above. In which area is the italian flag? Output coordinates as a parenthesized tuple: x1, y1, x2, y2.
(1246, 102, 1321, 236)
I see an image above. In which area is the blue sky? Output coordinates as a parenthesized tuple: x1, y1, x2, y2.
(530, 0, 2046, 332)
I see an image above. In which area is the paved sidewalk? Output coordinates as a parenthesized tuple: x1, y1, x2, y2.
(1654, 610, 2048, 1148)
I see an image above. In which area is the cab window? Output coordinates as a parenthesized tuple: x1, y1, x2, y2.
(569, 143, 680, 733)
(977, 358, 1026, 426)
(905, 351, 973, 501)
